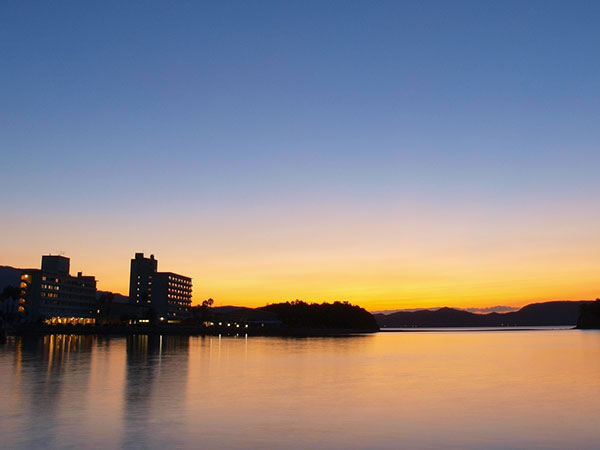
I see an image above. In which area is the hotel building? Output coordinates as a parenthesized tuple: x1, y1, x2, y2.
(19, 255, 98, 324)
(129, 253, 192, 321)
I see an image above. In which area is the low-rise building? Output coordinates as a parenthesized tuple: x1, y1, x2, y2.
(19, 255, 98, 324)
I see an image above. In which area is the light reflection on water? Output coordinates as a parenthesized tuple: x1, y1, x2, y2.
(1, 330, 599, 449)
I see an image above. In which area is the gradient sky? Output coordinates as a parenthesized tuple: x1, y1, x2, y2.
(2, 1, 599, 310)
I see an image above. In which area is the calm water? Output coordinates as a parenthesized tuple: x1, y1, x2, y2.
(1, 330, 599, 449)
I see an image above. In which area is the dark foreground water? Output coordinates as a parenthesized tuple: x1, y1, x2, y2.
(1, 329, 599, 449)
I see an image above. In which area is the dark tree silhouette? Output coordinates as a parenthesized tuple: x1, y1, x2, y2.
(200, 298, 214, 322)
(260, 300, 378, 331)
(577, 299, 600, 329)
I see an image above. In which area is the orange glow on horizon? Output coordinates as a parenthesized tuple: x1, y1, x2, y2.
(3, 200, 599, 311)
(4, 247, 599, 312)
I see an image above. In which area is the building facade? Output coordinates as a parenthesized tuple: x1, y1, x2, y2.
(129, 253, 192, 321)
(129, 253, 158, 304)
(19, 255, 98, 324)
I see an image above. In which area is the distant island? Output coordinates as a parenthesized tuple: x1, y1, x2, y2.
(187, 300, 379, 335)
(259, 300, 379, 334)
(374, 301, 593, 328)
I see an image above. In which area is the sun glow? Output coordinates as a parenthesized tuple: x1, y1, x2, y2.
(3, 185, 600, 311)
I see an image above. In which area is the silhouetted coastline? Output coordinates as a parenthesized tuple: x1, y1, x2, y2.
(374, 301, 592, 328)
(6, 299, 598, 337)
(3, 262, 597, 335)
(10, 323, 377, 337)
(7, 301, 379, 337)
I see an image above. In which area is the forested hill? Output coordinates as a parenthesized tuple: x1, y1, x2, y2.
(260, 301, 379, 332)
(374, 301, 591, 328)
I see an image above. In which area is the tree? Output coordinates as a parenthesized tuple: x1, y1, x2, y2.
(200, 298, 214, 322)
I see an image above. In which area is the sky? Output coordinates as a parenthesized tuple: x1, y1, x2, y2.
(1, 1, 599, 310)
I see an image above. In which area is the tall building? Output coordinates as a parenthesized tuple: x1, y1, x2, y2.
(129, 253, 192, 321)
(129, 253, 158, 303)
(19, 255, 98, 324)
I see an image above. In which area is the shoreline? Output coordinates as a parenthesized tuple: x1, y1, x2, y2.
(6, 324, 379, 338)
(379, 326, 577, 332)
(4, 325, 591, 339)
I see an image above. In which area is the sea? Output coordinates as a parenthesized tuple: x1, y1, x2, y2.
(1, 328, 599, 449)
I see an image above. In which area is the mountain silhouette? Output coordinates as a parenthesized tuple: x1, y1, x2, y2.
(374, 301, 591, 328)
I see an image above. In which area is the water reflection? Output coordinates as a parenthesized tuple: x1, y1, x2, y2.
(1, 331, 600, 449)
(123, 335, 190, 448)
(3, 336, 95, 448)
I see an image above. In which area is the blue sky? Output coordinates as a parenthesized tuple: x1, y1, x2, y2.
(3, 1, 599, 205)
(2, 1, 599, 307)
